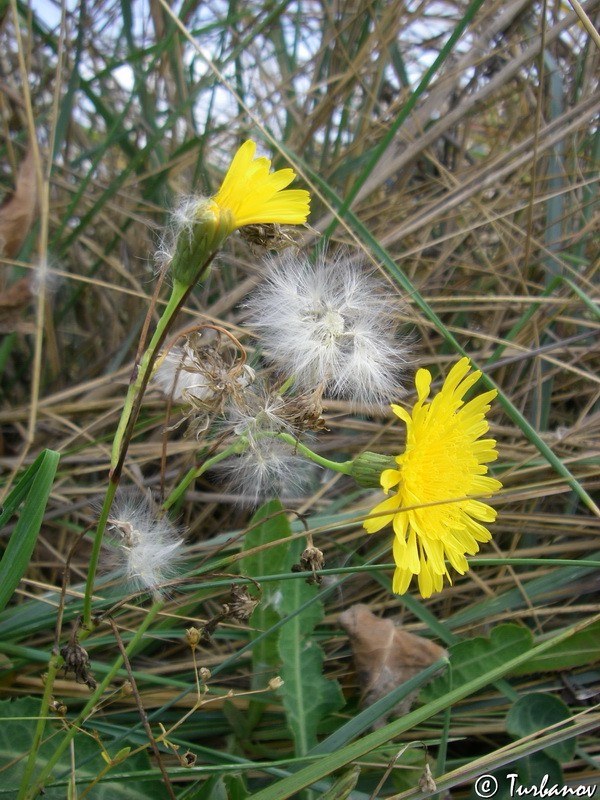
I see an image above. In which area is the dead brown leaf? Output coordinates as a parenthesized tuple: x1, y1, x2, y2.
(339, 604, 447, 727)
(0, 150, 38, 258)
(0, 276, 33, 333)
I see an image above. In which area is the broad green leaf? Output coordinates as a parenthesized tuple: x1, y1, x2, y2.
(247, 617, 590, 800)
(514, 620, 600, 674)
(0, 449, 60, 613)
(278, 538, 344, 756)
(0, 697, 164, 799)
(471, 752, 563, 800)
(506, 693, 575, 762)
(421, 624, 533, 703)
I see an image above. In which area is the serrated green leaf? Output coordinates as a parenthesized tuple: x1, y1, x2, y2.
(0, 449, 60, 613)
(421, 624, 533, 703)
(0, 697, 164, 799)
(278, 539, 344, 756)
(506, 693, 575, 762)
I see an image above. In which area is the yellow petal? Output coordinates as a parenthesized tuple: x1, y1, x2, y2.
(363, 494, 401, 533)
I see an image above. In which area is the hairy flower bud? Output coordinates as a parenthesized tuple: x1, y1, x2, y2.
(351, 451, 398, 488)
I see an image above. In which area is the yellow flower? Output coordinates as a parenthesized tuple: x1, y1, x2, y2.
(363, 357, 502, 598)
(212, 139, 310, 229)
(170, 140, 310, 286)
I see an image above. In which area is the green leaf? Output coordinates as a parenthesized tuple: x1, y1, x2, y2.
(0, 449, 60, 613)
(246, 617, 588, 800)
(421, 624, 533, 703)
(506, 693, 575, 762)
(238, 499, 290, 728)
(310, 658, 448, 755)
(278, 538, 344, 756)
(472, 752, 564, 800)
(0, 697, 164, 799)
(514, 620, 600, 674)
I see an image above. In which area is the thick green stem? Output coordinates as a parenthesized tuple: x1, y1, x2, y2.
(23, 601, 164, 800)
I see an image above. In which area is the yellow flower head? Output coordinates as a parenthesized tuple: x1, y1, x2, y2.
(364, 357, 502, 599)
(170, 140, 310, 286)
(212, 139, 310, 230)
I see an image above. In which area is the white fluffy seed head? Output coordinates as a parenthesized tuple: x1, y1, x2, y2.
(217, 438, 314, 507)
(245, 251, 410, 405)
(106, 491, 184, 595)
(223, 384, 297, 443)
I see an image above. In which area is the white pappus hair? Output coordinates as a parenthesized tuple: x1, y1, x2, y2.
(245, 251, 410, 405)
(217, 438, 315, 507)
(106, 491, 184, 595)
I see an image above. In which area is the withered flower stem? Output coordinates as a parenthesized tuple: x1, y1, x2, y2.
(107, 617, 177, 800)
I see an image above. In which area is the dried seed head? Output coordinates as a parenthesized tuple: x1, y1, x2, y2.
(50, 697, 68, 716)
(239, 222, 303, 253)
(185, 627, 202, 649)
(418, 764, 437, 793)
(217, 437, 314, 507)
(154, 334, 254, 437)
(268, 676, 284, 690)
(180, 750, 197, 768)
(292, 545, 325, 584)
(60, 640, 96, 690)
(222, 584, 260, 622)
(199, 667, 211, 682)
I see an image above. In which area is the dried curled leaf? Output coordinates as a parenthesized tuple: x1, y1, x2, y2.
(339, 604, 447, 727)
(0, 277, 32, 333)
(0, 150, 38, 258)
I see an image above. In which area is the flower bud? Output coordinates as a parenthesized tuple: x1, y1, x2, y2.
(350, 451, 397, 488)
(185, 626, 202, 649)
(169, 198, 235, 287)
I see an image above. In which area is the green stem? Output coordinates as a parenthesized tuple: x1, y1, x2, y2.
(163, 438, 249, 511)
(275, 432, 354, 474)
(83, 479, 118, 628)
(110, 279, 188, 469)
(83, 277, 197, 628)
(163, 433, 353, 511)
(22, 601, 164, 800)
(17, 657, 61, 800)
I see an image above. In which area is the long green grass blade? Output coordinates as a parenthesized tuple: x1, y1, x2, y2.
(0, 450, 60, 613)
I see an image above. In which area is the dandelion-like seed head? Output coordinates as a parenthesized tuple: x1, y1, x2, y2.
(246, 251, 410, 405)
(106, 491, 184, 595)
(217, 438, 314, 507)
(363, 358, 502, 598)
(223, 384, 298, 443)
